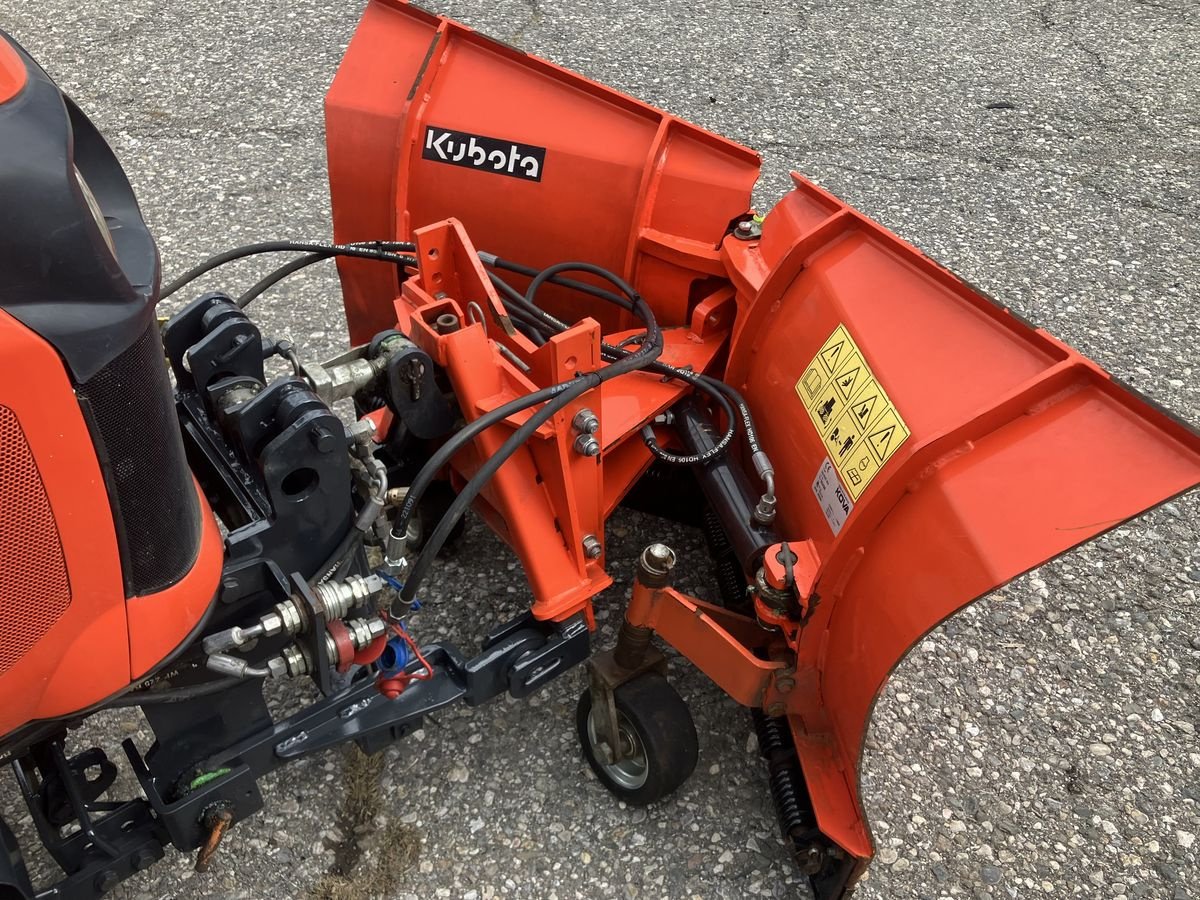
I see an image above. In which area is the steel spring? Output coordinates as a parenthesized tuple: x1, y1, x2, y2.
(752, 707, 794, 760)
(752, 710, 823, 872)
(703, 505, 750, 610)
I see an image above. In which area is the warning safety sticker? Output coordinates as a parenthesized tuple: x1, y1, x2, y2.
(796, 324, 910, 502)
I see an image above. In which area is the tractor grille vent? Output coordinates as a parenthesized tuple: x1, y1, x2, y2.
(0, 405, 72, 676)
(77, 324, 201, 596)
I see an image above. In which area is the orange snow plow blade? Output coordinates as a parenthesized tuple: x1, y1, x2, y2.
(326, 2, 1200, 894)
(723, 175, 1200, 864)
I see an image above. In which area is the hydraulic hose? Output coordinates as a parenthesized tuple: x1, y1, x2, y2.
(161, 240, 417, 300)
(482, 253, 634, 311)
(236, 251, 328, 308)
(483, 261, 744, 466)
(394, 264, 663, 610)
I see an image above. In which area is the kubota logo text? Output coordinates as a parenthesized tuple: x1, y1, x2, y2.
(422, 126, 545, 182)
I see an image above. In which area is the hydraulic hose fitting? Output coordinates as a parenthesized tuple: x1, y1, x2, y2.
(204, 652, 287, 679)
(753, 493, 778, 526)
(321, 616, 389, 669)
(278, 644, 312, 678)
(312, 573, 385, 619)
(346, 417, 377, 447)
(384, 519, 420, 577)
(751, 453, 778, 526)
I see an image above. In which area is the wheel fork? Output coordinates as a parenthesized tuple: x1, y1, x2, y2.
(584, 543, 676, 765)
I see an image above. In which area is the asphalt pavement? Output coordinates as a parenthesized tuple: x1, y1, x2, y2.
(0, 1, 1197, 898)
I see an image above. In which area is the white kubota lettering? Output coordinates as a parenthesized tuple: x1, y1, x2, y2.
(426, 128, 541, 180)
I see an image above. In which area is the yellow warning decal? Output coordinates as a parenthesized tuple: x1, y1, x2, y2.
(795, 324, 910, 500)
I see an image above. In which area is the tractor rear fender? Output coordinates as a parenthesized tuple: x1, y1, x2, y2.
(326, 0, 1200, 876)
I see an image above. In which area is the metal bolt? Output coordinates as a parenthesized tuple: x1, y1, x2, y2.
(582, 534, 602, 559)
(309, 424, 338, 453)
(767, 701, 786, 717)
(794, 843, 826, 875)
(435, 312, 460, 334)
(132, 849, 157, 871)
(733, 218, 760, 241)
(572, 408, 600, 434)
(776, 676, 796, 693)
(94, 870, 119, 893)
(573, 433, 601, 457)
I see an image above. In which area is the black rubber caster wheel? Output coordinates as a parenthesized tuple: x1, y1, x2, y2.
(576, 673, 699, 806)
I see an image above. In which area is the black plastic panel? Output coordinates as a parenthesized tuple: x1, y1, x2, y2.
(77, 324, 202, 596)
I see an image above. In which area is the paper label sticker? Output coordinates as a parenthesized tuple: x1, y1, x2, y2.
(812, 457, 853, 535)
(796, 324, 910, 501)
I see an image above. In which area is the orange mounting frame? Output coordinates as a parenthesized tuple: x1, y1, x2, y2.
(326, 0, 1200, 884)
(391, 218, 732, 622)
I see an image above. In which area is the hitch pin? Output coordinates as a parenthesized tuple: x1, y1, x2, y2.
(195, 807, 234, 872)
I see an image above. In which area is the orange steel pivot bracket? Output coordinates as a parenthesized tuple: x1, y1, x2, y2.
(389, 218, 732, 622)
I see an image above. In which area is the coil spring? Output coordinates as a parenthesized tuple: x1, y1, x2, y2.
(702, 505, 751, 611)
(752, 709, 825, 874)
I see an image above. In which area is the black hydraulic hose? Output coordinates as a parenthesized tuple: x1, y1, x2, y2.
(399, 326, 663, 609)
(397, 378, 594, 609)
(487, 272, 553, 345)
(487, 261, 741, 465)
(704, 377, 775, 498)
(390, 380, 582, 553)
(523, 261, 639, 316)
(487, 271, 569, 334)
(313, 527, 360, 585)
(108, 676, 243, 707)
(236, 251, 328, 308)
(600, 343, 737, 464)
(484, 254, 634, 311)
(710, 379, 764, 456)
(392, 262, 661, 547)
(600, 334, 761, 468)
(508, 307, 555, 346)
(161, 240, 417, 300)
(395, 266, 663, 609)
(488, 271, 736, 461)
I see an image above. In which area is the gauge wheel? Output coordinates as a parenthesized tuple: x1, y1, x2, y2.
(576, 673, 698, 806)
